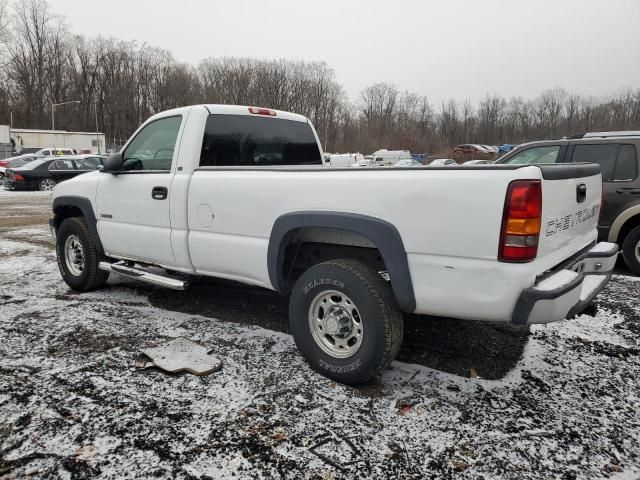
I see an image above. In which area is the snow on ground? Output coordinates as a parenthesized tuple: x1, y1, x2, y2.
(1, 195, 639, 479)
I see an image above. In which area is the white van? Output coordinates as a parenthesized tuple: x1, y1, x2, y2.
(371, 149, 412, 166)
(328, 153, 365, 168)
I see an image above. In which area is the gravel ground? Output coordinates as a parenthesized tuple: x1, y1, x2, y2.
(0, 190, 639, 479)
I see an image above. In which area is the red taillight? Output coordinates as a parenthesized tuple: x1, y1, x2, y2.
(13, 173, 25, 181)
(499, 180, 542, 262)
(0, 161, 7, 167)
(248, 106, 276, 116)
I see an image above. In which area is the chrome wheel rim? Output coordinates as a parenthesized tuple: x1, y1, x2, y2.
(64, 234, 85, 276)
(40, 178, 56, 191)
(308, 290, 363, 359)
(635, 239, 640, 264)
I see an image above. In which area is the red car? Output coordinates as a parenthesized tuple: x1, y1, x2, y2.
(451, 144, 495, 161)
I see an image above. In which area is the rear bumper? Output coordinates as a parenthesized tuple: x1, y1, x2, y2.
(2, 180, 30, 190)
(511, 242, 618, 325)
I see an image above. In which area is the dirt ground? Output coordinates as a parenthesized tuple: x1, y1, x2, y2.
(0, 189, 639, 479)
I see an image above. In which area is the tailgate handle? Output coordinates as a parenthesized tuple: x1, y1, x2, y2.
(576, 183, 587, 203)
(616, 187, 640, 195)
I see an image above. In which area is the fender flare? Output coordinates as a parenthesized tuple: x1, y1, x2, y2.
(52, 196, 104, 256)
(268, 211, 416, 313)
(608, 203, 640, 243)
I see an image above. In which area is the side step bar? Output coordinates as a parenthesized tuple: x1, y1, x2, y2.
(99, 261, 187, 290)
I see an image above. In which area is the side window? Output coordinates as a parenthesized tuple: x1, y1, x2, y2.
(123, 116, 182, 171)
(74, 158, 99, 170)
(501, 145, 561, 165)
(49, 159, 75, 170)
(613, 145, 638, 181)
(199, 115, 321, 167)
(572, 144, 618, 181)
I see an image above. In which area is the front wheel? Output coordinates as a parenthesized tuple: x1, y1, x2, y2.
(622, 225, 640, 275)
(39, 178, 56, 191)
(289, 259, 404, 385)
(56, 217, 109, 291)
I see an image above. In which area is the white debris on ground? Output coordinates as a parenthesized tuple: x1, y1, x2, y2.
(1, 206, 639, 479)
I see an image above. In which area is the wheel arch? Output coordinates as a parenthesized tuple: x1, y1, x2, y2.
(52, 196, 104, 256)
(268, 211, 416, 313)
(608, 204, 640, 244)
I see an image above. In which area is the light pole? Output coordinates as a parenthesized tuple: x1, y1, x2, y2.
(51, 100, 80, 131)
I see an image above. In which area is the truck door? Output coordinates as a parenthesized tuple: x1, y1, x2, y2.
(568, 143, 640, 230)
(95, 115, 183, 266)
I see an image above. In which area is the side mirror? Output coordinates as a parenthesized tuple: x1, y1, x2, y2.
(103, 152, 123, 173)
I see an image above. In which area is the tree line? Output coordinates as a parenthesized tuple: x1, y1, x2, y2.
(1, 0, 639, 154)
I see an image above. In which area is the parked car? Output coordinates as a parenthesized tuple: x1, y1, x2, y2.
(4, 156, 100, 191)
(481, 145, 499, 154)
(352, 158, 371, 167)
(499, 144, 517, 154)
(0, 154, 39, 179)
(49, 104, 616, 385)
(328, 153, 365, 168)
(371, 149, 413, 166)
(497, 131, 640, 274)
(34, 147, 78, 157)
(393, 159, 422, 167)
(451, 144, 495, 161)
(463, 159, 493, 165)
(427, 158, 457, 166)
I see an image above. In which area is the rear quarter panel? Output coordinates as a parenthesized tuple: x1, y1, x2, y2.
(186, 166, 549, 320)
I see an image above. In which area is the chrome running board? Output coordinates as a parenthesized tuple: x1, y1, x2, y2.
(99, 261, 187, 290)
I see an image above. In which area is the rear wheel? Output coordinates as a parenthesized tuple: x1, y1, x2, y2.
(38, 178, 56, 191)
(289, 259, 404, 385)
(56, 217, 109, 291)
(622, 225, 640, 275)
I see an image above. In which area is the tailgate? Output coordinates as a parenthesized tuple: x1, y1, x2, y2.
(537, 164, 601, 260)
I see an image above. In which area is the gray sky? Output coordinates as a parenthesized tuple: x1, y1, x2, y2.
(53, 0, 640, 105)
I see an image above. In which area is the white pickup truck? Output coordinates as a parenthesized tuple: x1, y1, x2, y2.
(50, 104, 618, 384)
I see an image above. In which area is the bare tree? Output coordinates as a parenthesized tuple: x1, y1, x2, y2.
(1, 0, 638, 154)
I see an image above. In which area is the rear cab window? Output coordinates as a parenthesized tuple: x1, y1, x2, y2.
(199, 115, 321, 167)
(570, 143, 638, 182)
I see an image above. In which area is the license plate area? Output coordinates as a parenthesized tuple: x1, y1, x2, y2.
(570, 260, 585, 274)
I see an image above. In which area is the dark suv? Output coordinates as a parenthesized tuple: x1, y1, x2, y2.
(497, 131, 640, 274)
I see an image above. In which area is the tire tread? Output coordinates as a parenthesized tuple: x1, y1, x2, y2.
(57, 217, 109, 291)
(622, 226, 640, 275)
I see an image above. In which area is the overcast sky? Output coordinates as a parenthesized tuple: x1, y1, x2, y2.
(52, 0, 640, 105)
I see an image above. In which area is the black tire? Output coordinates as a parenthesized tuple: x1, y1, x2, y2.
(289, 259, 404, 385)
(622, 225, 640, 275)
(56, 217, 109, 291)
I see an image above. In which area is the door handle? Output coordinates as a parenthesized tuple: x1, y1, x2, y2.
(151, 186, 168, 200)
(576, 183, 586, 203)
(616, 188, 640, 194)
